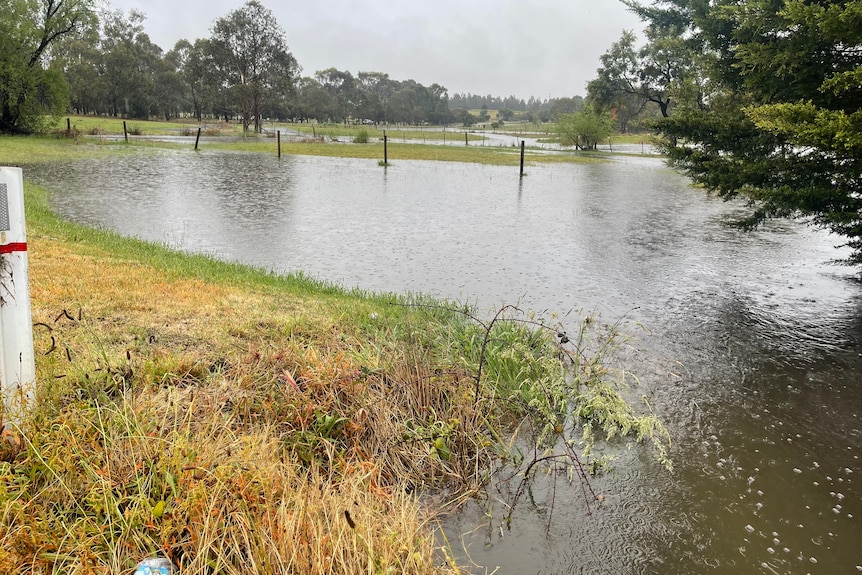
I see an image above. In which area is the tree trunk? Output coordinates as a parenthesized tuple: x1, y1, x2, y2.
(659, 98, 670, 118)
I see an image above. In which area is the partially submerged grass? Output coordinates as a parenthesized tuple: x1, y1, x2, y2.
(0, 132, 602, 168)
(0, 135, 140, 165)
(286, 123, 486, 143)
(0, 153, 668, 573)
(49, 116, 218, 137)
(5, 117, 618, 168)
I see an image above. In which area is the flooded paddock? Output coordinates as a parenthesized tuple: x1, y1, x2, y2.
(29, 149, 862, 574)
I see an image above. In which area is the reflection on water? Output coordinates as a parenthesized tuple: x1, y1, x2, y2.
(28, 149, 862, 574)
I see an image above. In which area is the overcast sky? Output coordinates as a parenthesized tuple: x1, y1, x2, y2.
(103, 0, 644, 100)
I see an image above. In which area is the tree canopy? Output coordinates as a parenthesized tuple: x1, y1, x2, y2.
(615, 0, 862, 264)
(0, 0, 95, 133)
(555, 109, 614, 150)
(209, 1, 298, 133)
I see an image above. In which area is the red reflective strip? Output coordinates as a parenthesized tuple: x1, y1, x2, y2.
(0, 243, 27, 254)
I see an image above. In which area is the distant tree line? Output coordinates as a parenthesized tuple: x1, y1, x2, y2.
(1, 0, 586, 135)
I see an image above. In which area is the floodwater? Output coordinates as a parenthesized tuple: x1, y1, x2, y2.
(27, 149, 862, 574)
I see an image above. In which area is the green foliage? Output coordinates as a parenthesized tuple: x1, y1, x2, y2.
(621, 0, 862, 264)
(446, 307, 671, 469)
(555, 109, 614, 150)
(353, 128, 369, 143)
(209, 1, 299, 133)
(0, 0, 94, 133)
(586, 27, 707, 124)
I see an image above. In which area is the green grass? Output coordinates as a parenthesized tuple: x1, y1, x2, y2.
(51, 115, 212, 136)
(0, 135, 134, 165)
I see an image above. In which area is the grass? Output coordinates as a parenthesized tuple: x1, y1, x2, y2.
(50, 116, 219, 137)
(0, 132, 604, 168)
(0, 139, 669, 574)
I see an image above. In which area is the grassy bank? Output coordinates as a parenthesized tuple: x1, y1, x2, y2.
(0, 143, 669, 574)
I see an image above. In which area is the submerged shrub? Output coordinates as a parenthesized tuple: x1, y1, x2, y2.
(353, 128, 369, 144)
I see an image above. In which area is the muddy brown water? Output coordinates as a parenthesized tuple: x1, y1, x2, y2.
(28, 149, 861, 574)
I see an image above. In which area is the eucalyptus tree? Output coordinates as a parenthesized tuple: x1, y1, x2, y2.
(167, 39, 214, 121)
(622, 0, 862, 263)
(209, 1, 299, 133)
(355, 71, 395, 123)
(587, 28, 706, 120)
(0, 0, 96, 132)
(314, 68, 357, 123)
(100, 10, 164, 118)
(154, 49, 186, 120)
(425, 83, 452, 125)
(387, 81, 425, 124)
(51, 19, 104, 116)
(293, 77, 332, 123)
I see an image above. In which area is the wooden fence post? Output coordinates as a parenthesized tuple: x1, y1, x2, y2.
(520, 141, 525, 178)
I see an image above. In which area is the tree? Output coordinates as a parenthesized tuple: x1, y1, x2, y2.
(314, 68, 356, 123)
(100, 10, 163, 119)
(0, 0, 95, 133)
(167, 39, 214, 121)
(355, 71, 394, 123)
(622, 0, 862, 263)
(209, 1, 299, 133)
(294, 77, 331, 123)
(555, 109, 614, 150)
(51, 19, 104, 116)
(548, 96, 585, 121)
(587, 24, 708, 121)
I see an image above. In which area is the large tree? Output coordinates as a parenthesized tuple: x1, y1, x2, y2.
(355, 71, 395, 123)
(555, 108, 614, 150)
(620, 0, 862, 264)
(0, 0, 95, 133)
(209, 1, 299, 133)
(587, 27, 706, 120)
(100, 10, 164, 119)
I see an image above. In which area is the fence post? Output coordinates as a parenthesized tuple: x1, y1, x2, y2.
(194, 127, 201, 151)
(520, 141, 525, 178)
(0, 167, 35, 430)
(277, 130, 281, 158)
(123, 121, 128, 143)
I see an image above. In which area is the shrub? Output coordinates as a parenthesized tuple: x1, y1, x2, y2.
(353, 128, 369, 144)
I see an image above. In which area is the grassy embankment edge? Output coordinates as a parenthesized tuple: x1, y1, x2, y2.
(0, 137, 670, 574)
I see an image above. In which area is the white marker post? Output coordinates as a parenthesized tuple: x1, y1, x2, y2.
(0, 167, 35, 429)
